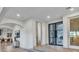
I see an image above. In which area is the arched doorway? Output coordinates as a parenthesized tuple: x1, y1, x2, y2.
(0, 22, 24, 49)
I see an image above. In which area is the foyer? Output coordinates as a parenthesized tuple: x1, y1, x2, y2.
(0, 7, 79, 52)
(0, 42, 79, 52)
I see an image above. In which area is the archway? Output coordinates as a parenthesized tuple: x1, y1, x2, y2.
(0, 22, 24, 48)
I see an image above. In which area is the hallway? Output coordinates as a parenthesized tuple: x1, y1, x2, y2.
(0, 7, 79, 52)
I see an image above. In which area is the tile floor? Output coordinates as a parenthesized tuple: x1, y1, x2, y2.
(0, 42, 36, 52)
(34, 45, 79, 52)
(0, 42, 79, 52)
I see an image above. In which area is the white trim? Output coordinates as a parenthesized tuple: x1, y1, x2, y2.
(63, 12, 79, 49)
(48, 19, 63, 24)
(64, 12, 79, 18)
(0, 25, 13, 30)
(0, 18, 23, 27)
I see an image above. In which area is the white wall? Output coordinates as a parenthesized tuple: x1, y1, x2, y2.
(36, 22, 42, 45)
(20, 20, 48, 49)
(32, 21, 36, 47)
(10, 19, 36, 49)
(63, 17, 69, 48)
(35, 22, 48, 46)
(20, 20, 36, 49)
(41, 23, 48, 45)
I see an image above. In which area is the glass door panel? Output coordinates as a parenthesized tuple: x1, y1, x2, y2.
(56, 23, 63, 45)
(48, 21, 63, 46)
(49, 24, 55, 31)
(49, 24, 55, 45)
(49, 31, 55, 38)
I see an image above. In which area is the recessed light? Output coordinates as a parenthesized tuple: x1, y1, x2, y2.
(69, 8, 74, 11)
(47, 16, 50, 19)
(66, 7, 74, 11)
(17, 13, 20, 17)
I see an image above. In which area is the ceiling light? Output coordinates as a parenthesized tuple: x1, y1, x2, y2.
(47, 16, 50, 19)
(17, 13, 20, 17)
(69, 8, 74, 11)
(66, 7, 74, 11)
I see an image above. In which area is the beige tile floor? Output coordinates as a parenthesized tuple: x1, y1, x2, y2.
(0, 42, 36, 52)
(34, 45, 79, 52)
(0, 42, 79, 52)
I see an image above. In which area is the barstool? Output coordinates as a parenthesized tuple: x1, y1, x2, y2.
(1, 38, 4, 43)
(7, 39, 10, 42)
(0, 39, 2, 43)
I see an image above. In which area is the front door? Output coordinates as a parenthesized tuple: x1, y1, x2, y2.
(48, 21, 63, 46)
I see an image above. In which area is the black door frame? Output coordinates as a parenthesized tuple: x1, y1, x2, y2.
(48, 21, 63, 46)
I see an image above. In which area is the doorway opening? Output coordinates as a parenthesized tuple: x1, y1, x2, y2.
(48, 21, 63, 46)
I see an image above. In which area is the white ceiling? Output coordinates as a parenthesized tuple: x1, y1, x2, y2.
(1, 7, 79, 22)
(0, 7, 79, 30)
